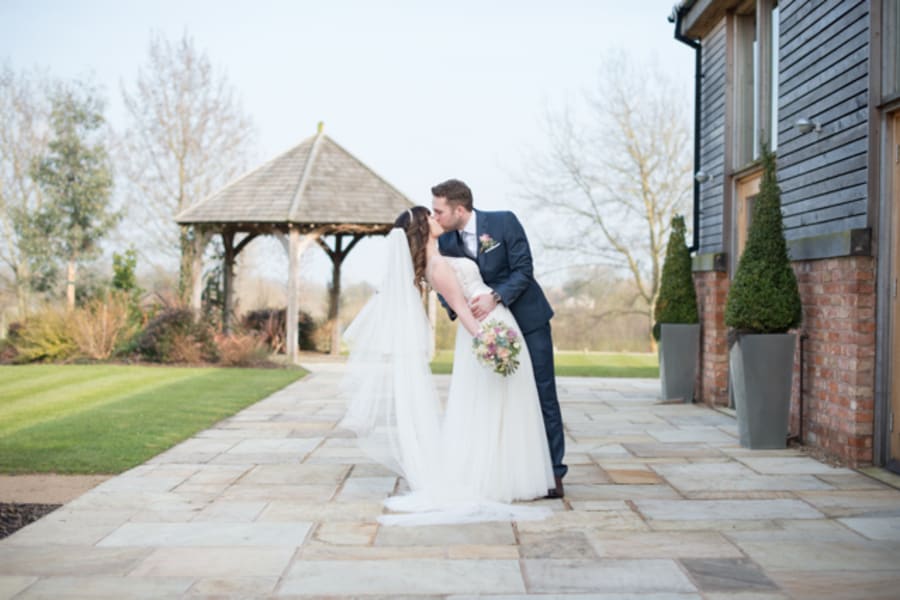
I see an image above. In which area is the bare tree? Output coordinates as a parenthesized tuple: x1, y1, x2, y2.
(119, 31, 255, 301)
(0, 63, 52, 317)
(520, 53, 692, 345)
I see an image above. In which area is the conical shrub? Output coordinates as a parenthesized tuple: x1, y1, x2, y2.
(725, 148, 802, 333)
(653, 215, 699, 341)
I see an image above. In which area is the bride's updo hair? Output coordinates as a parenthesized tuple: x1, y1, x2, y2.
(393, 206, 431, 287)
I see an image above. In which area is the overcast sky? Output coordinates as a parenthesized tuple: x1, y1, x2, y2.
(1, 0, 694, 287)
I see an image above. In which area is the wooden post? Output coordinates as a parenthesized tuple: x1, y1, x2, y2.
(328, 235, 344, 356)
(286, 227, 300, 362)
(327, 235, 343, 320)
(318, 234, 364, 356)
(222, 230, 236, 333)
(190, 230, 210, 315)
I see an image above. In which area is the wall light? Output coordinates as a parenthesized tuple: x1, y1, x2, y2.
(694, 170, 710, 184)
(793, 117, 822, 134)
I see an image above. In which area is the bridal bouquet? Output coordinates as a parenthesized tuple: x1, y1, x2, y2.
(473, 320, 522, 376)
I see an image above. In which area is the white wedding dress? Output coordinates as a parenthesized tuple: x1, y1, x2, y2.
(340, 230, 555, 526)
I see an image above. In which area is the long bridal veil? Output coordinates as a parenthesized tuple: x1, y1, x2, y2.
(339, 228, 442, 493)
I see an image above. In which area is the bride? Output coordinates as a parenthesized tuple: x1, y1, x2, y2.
(340, 206, 555, 525)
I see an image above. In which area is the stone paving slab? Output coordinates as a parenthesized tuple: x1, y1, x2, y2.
(96, 521, 313, 547)
(634, 498, 824, 521)
(767, 569, 900, 600)
(0, 578, 37, 600)
(0, 545, 152, 577)
(2, 364, 900, 599)
(279, 558, 526, 595)
(12, 576, 195, 599)
(794, 489, 900, 517)
(838, 515, 900, 540)
(374, 521, 515, 547)
(129, 546, 295, 577)
(449, 595, 703, 600)
(587, 531, 744, 559)
(521, 558, 696, 594)
(731, 538, 900, 571)
(185, 576, 279, 598)
(517, 530, 597, 559)
(680, 558, 779, 593)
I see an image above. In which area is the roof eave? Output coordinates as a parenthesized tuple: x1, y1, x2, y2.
(679, 0, 744, 39)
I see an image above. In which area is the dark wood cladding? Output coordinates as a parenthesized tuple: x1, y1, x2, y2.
(777, 0, 870, 240)
(699, 20, 728, 254)
(693, 0, 871, 252)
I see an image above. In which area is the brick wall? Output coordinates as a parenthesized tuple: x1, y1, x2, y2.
(693, 271, 730, 407)
(793, 256, 876, 466)
(693, 256, 875, 466)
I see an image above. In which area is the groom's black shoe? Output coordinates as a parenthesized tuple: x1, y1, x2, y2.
(544, 476, 564, 499)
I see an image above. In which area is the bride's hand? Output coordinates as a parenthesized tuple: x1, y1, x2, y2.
(469, 293, 498, 321)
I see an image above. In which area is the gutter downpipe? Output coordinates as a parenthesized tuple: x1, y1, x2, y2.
(670, 5, 702, 253)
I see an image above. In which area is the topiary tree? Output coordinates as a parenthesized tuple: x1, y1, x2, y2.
(725, 148, 802, 334)
(653, 215, 699, 341)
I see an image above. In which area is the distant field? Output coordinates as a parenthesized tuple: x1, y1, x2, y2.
(430, 350, 658, 378)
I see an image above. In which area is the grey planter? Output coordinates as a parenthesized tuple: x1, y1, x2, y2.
(729, 333, 796, 449)
(659, 323, 700, 403)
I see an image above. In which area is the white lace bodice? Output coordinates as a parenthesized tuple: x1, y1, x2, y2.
(430, 256, 493, 301)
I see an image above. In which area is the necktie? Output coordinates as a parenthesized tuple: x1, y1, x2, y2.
(462, 231, 476, 258)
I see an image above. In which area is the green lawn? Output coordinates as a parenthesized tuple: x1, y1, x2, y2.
(430, 350, 659, 378)
(0, 364, 306, 475)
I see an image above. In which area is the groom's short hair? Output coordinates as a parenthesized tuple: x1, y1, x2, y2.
(431, 179, 473, 212)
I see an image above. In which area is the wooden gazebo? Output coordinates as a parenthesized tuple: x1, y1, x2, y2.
(175, 124, 414, 360)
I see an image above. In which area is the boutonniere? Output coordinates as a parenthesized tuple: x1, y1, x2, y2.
(479, 233, 500, 254)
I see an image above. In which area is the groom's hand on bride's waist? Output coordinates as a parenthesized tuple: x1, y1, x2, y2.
(469, 293, 498, 320)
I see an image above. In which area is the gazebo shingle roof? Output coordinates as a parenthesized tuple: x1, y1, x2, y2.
(175, 131, 414, 227)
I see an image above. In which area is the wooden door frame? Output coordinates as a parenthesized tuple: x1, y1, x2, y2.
(732, 166, 763, 272)
(887, 113, 900, 471)
(875, 109, 900, 472)
(726, 165, 764, 410)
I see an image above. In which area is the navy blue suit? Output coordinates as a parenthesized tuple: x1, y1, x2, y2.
(438, 209, 567, 480)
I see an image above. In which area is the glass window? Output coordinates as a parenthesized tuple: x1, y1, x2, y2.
(735, 1, 778, 166)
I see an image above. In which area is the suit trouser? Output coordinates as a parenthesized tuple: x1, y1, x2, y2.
(523, 323, 567, 479)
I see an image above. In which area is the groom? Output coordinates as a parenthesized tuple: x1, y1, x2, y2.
(431, 178, 567, 498)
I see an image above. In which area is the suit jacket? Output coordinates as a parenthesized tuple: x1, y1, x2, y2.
(437, 209, 553, 334)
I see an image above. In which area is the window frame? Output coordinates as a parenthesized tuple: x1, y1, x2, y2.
(732, 0, 778, 169)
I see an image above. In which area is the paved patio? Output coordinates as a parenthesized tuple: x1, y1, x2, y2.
(2, 363, 900, 599)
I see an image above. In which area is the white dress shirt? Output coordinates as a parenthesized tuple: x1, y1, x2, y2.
(461, 211, 478, 257)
